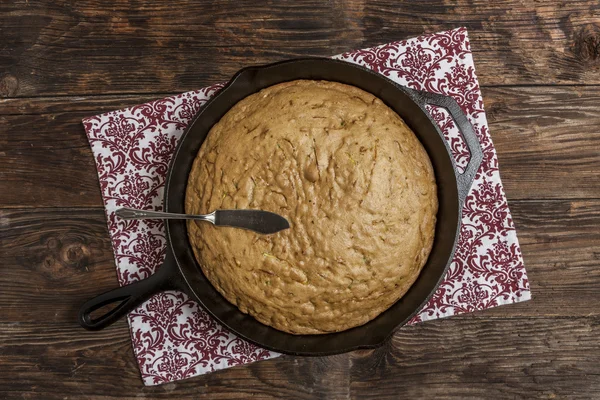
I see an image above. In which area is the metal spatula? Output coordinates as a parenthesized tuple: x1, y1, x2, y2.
(115, 208, 290, 235)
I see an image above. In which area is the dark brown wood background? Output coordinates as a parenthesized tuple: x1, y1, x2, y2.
(1, 0, 599, 398)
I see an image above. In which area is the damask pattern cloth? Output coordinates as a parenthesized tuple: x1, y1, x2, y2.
(83, 27, 530, 385)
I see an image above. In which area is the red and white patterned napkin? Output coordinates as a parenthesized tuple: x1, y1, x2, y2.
(83, 27, 530, 386)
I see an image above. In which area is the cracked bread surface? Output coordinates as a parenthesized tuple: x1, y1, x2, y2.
(185, 80, 438, 334)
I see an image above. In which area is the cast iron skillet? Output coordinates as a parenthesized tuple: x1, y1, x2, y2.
(79, 58, 483, 355)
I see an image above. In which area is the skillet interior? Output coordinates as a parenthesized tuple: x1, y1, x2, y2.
(164, 58, 461, 355)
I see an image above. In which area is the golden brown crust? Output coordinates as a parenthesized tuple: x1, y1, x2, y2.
(185, 80, 437, 334)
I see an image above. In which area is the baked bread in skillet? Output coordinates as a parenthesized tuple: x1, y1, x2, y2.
(185, 80, 438, 334)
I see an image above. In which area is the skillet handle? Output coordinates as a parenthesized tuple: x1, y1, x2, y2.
(407, 89, 484, 205)
(78, 249, 182, 330)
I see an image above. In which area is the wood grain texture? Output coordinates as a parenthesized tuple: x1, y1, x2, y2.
(483, 86, 600, 200)
(2, 316, 600, 399)
(1, 201, 600, 398)
(2, 0, 600, 398)
(349, 317, 600, 399)
(1, 85, 599, 208)
(1, 0, 600, 98)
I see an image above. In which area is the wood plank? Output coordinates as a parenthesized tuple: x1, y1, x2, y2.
(1, 316, 599, 398)
(1, 0, 600, 98)
(482, 86, 600, 200)
(348, 316, 600, 399)
(0, 93, 171, 115)
(0, 110, 104, 207)
(0, 321, 350, 399)
(1, 85, 599, 208)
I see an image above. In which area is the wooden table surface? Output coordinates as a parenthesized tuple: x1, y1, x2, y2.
(1, 1, 599, 398)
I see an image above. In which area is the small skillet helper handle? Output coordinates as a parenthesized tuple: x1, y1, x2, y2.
(407, 88, 484, 205)
(78, 249, 182, 330)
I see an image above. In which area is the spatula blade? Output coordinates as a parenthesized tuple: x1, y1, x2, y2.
(214, 210, 290, 234)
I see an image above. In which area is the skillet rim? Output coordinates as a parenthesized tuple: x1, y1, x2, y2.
(163, 57, 469, 355)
